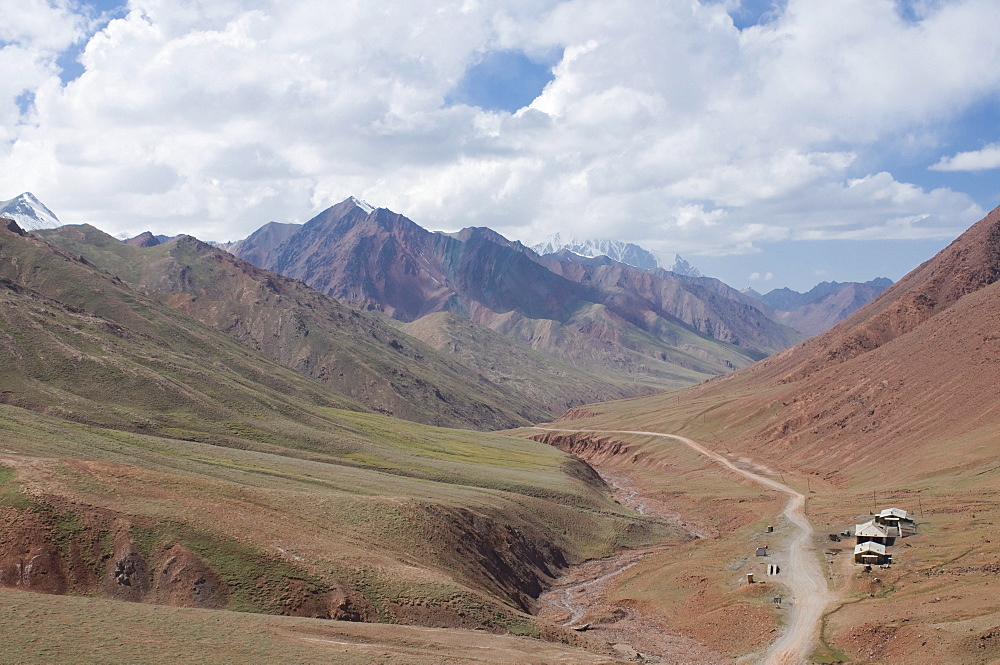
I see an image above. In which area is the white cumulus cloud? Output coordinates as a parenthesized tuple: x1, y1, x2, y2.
(0, 0, 996, 252)
(931, 142, 1000, 172)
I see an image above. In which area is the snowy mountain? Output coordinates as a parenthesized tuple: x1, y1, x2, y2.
(531, 233, 703, 277)
(531, 234, 702, 277)
(0, 192, 61, 231)
(665, 254, 702, 278)
(348, 196, 376, 214)
(531, 235, 659, 270)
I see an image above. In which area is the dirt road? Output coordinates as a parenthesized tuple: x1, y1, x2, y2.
(535, 427, 834, 665)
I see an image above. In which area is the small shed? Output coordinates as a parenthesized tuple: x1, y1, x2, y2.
(854, 541, 890, 565)
(855, 520, 892, 545)
(756, 546, 768, 557)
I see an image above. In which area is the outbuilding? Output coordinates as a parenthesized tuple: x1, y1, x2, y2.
(874, 507, 910, 526)
(855, 520, 893, 546)
(854, 541, 891, 565)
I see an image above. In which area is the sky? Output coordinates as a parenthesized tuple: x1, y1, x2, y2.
(2, 0, 1000, 291)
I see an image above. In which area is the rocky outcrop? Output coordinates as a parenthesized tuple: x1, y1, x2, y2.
(0, 509, 68, 594)
(151, 545, 229, 609)
(278, 579, 375, 621)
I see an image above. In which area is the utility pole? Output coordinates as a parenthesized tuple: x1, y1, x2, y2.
(873, 489, 877, 514)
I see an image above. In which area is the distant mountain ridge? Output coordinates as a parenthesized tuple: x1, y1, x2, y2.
(228, 198, 804, 392)
(755, 278, 893, 311)
(0, 192, 60, 230)
(741, 278, 894, 336)
(530, 234, 702, 276)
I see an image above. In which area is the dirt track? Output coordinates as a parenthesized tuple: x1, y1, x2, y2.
(535, 427, 834, 665)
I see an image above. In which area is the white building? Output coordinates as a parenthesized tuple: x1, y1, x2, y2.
(854, 541, 891, 565)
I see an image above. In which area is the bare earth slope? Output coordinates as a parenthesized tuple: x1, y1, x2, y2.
(541, 205, 1000, 665)
(40, 224, 544, 429)
(680, 204, 1000, 476)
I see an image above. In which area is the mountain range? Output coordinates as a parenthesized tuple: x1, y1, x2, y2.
(37, 224, 555, 429)
(228, 197, 805, 395)
(2, 189, 999, 664)
(741, 278, 894, 336)
(529, 234, 702, 276)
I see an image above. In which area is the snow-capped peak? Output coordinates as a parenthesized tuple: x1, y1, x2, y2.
(665, 254, 702, 278)
(349, 196, 375, 215)
(0, 192, 61, 231)
(530, 235, 704, 277)
(531, 235, 660, 271)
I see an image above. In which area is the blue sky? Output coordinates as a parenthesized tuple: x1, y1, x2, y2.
(2, 0, 1000, 291)
(446, 49, 562, 113)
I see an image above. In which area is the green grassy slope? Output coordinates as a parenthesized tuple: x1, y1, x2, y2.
(0, 220, 674, 639)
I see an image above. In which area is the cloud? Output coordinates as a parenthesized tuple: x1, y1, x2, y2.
(749, 271, 774, 281)
(930, 142, 1000, 172)
(0, 0, 997, 250)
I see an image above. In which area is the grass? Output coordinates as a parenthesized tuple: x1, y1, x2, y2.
(811, 641, 850, 664)
(0, 587, 623, 665)
(0, 464, 34, 510)
(0, 396, 666, 636)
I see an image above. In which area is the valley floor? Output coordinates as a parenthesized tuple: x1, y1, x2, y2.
(531, 427, 835, 664)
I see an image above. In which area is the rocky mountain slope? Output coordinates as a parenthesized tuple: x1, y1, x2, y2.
(231, 198, 802, 390)
(39, 224, 553, 429)
(1, 216, 672, 643)
(527, 247, 801, 355)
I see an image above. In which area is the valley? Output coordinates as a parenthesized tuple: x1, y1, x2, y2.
(3, 0, 999, 661)
(2, 201, 999, 664)
(525, 426, 832, 664)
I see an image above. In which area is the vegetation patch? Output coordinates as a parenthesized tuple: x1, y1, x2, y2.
(0, 464, 33, 510)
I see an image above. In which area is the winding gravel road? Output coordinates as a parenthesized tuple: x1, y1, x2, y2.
(535, 427, 834, 665)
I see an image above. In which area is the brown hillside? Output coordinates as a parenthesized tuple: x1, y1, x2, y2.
(777, 205, 1000, 382)
(39, 225, 547, 429)
(534, 206, 1000, 665)
(554, 205, 1000, 482)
